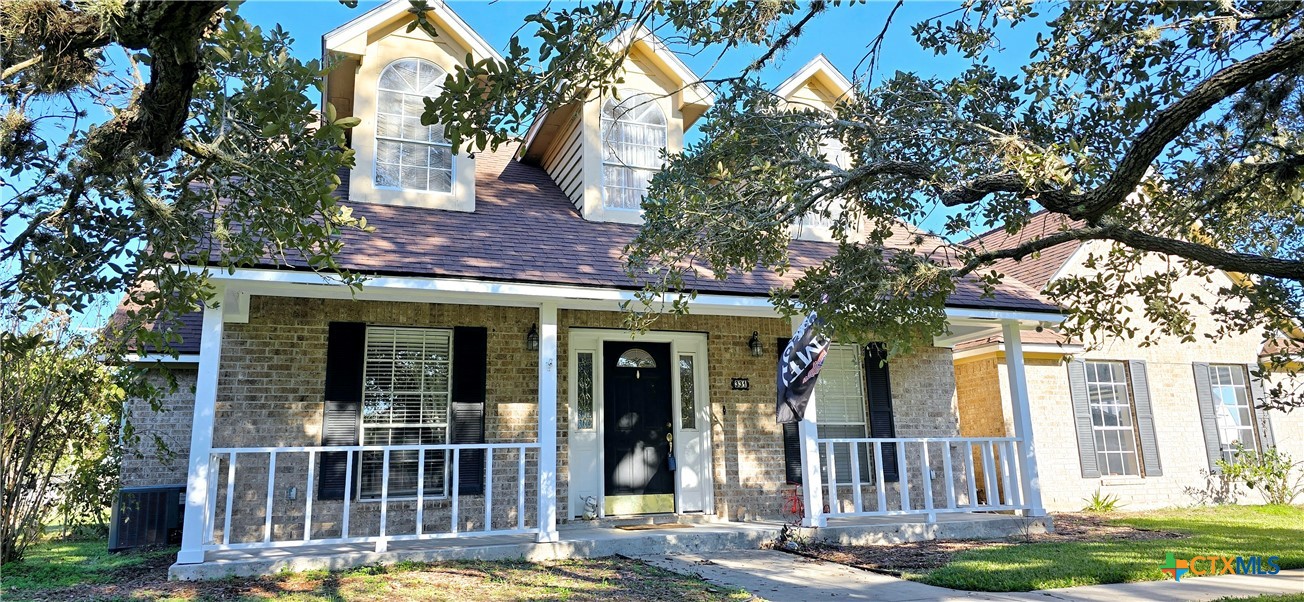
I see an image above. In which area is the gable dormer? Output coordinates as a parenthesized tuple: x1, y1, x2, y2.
(774, 55, 859, 242)
(521, 27, 713, 224)
(324, 0, 501, 212)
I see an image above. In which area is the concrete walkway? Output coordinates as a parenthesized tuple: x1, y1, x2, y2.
(638, 549, 1304, 602)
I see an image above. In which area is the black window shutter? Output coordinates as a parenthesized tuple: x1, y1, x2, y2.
(1127, 360, 1163, 476)
(1066, 359, 1101, 478)
(864, 343, 898, 482)
(318, 322, 366, 501)
(777, 337, 804, 485)
(1246, 364, 1276, 450)
(451, 326, 488, 495)
(1192, 363, 1223, 471)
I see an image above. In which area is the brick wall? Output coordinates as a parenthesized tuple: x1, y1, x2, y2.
(121, 367, 197, 488)
(124, 296, 972, 541)
(954, 247, 1304, 511)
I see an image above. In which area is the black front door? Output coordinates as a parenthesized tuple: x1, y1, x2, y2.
(603, 341, 674, 513)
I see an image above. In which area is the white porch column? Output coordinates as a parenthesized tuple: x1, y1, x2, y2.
(535, 302, 559, 542)
(1001, 320, 1046, 517)
(177, 290, 226, 564)
(793, 318, 825, 528)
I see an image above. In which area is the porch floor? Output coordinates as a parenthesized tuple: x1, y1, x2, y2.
(169, 512, 1052, 581)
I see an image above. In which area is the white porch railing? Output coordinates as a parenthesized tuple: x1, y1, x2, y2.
(815, 436, 1028, 522)
(202, 442, 541, 553)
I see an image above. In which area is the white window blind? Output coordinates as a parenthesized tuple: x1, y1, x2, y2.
(374, 59, 453, 193)
(816, 344, 870, 483)
(360, 327, 453, 498)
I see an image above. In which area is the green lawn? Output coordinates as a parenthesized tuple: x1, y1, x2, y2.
(913, 505, 1304, 592)
(1, 538, 752, 601)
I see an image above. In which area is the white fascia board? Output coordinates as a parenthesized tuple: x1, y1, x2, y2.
(185, 266, 1066, 323)
(323, 0, 504, 63)
(1045, 239, 1092, 285)
(774, 54, 853, 100)
(609, 26, 715, 108)
(123, 353, 202, 364)
(951, 342, 1083, 361)
(944, 306, 1066, 324)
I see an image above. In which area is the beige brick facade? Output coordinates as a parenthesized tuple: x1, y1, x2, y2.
(121, 367, 198, 488)
(957, 246, 1304, 511)
(125, 295, 969, 542)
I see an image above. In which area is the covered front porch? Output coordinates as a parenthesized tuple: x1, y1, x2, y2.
(173, 267, 1057, 572)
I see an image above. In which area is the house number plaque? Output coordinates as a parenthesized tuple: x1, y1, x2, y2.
(731, 378, 750, 390)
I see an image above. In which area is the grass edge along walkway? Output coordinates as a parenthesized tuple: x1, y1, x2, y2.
(910, 504, 1303, 592)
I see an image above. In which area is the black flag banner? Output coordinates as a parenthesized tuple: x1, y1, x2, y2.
(776, 312, 831, 423)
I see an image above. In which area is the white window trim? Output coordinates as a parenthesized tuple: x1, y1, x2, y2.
(358, 325, 454, 500)
(372, 58, 456, 196)
(1208, 363, 1259, 460)
(1083, 360, 1143, 477)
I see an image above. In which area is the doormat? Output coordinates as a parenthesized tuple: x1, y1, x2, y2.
(614, 523, 694, 531)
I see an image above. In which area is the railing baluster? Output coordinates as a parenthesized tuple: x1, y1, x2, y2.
(1007, 441, 1023, 509)
(942, 442, 956, 511)
(263, 451, 277, 543)
(342, 451, 353, 538)
(825, 441, 837, 515)
(920, 442, 935, 522)
(205, 454, 219, 545)
(964, 443, 978, 509)
(223, 452, 236, 545)
(377, 449, 390, 553)
(996, 441, 1013, 507)
(873, 441, 887, 513)
(517, 446, 526, 531)
(981, 443, 997, 508)
(897, 441, 910, 512)
(416, 448, 425, 536)
(451, 448, 460, 534)
(485, 445, 492, 531)
(304, 451, 315, 541)
(849, 441, 863, 514)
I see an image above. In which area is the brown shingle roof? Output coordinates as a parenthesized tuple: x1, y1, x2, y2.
(965, 210, 1086, 291)
(121, 146, 1062, 355)
(247, 145, 1058, 312)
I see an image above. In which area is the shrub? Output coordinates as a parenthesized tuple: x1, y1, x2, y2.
(1216, 443, 1304, 506)
(1082, 489, 1122, 513)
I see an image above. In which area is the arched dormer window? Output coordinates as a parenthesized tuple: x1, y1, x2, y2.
(374, 58, 453, 193)
(601, 93, 667, 210)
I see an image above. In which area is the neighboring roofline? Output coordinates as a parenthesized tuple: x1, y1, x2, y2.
(323, 0, 504, 62)
(774, 53, 854, 101)
(179, 264, 1065, 321)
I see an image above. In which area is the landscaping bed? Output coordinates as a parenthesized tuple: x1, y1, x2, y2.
(788, 505, 1303, 591)
(2, 540, 754, 602)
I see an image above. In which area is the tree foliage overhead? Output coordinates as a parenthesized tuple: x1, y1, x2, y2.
(2, 0, 367, 354)
(428, 0, 1304, 406)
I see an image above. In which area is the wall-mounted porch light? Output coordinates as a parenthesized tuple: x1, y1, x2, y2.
(526, 323, 540, 351)
(749, 331, 763, 357)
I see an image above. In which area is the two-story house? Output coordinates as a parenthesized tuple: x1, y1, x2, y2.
(116, 0, 1080, 578)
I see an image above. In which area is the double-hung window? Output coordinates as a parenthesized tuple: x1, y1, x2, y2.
(374, 58, 453, 193)
(601, 93, 667, 210)
(815, 344, 871, 484)
(1084, 361, 1141, 476)
(1207, 364, 1258, 461)
(360, 326, 452, 498)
